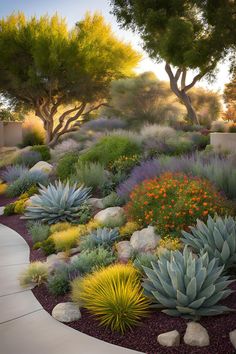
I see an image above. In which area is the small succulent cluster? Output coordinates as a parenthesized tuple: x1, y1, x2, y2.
(80, 227, 119, 251)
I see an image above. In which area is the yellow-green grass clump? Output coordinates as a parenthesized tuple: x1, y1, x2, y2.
(19, 261, 48, 287)
(71, 264, 150, 333)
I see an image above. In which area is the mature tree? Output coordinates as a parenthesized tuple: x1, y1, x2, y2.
(223, 68, 236, 122)
(103, 72, 185, 126)
(110, 0, 236, 124)
(0, 13, 140, 145)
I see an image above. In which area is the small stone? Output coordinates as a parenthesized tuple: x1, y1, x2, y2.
(46, 254, 65, 272)
(157, 330, 180, 347)
(94, 207, 125, 226)
(229, 329, 236, 349)
(116, 241, 133, 263)
(87, 198, 104, 209)
(30, 161, 53, 174)
(130, 226, 160, 252)
(184, 322, 209, 347)
(52, 302, 81, 323)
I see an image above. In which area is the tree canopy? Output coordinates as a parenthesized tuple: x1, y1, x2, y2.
(110, 0, 236, 123)
(224, 68, 236, 122)
(0, 12, 141, 145)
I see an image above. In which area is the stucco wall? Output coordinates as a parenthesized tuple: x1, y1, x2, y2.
(210, 133, 236, 152)
(0, 122, 23, 147)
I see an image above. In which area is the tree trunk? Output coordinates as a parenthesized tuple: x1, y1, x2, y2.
(165, 62, 202, 125)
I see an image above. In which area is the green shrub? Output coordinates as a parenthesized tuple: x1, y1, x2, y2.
(27, 221, 50, 244)
(48, 267, 71, 296)
(56, 152, 78, 180)
(80, 227, 119, 251)
(142, 246, 233, 319)
(102, 192, 123, 208)
(70, 247, 116, 275)
(109, 154, 141, 174)
(3, 203, 16, 216)
(14, 151, 42, 168)
(75, 162, 108, 190)
(40, 238, 56, 256)
(22, 131, 44, 147)
(31, 145, 51, 161)
(78, 135, 141, 167)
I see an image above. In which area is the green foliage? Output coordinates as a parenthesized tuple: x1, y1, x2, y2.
(39, 238, 56, 256)
(3, 203, 16, 216)
(182, 215, 236, 271)
(78, 135, 141, 167)
(71, 264, 149, 333)
(6, 171, 48, 197)
(27, 221, 50, 244)
(80, 227, 119, 251)
(19, 262, 48, 287)
(109, 154, 141, 174)
(14, 151, 42, 168)
(70, 247, 117, 275)
(142, 247, 233, 319)
(102, 192, 123, 208)
(31, 145, 51, 161)
(0, 12, 140, 144)
(133, 253, 158, 273)
(47, 267, 71, 296)
(56, 152, 78, 180)
(103, 72, 185, 126)
(75, 162, 108, 191)
(24, 181, 91, 224)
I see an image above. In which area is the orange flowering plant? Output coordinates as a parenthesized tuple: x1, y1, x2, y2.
(125, 172, 231, 236)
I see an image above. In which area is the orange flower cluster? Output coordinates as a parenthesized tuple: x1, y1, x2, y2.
(125, 172, 231, 237)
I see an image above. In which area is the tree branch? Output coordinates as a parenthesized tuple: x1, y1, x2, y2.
(181, 68, 187, 90)
(183, 73, 203, 92)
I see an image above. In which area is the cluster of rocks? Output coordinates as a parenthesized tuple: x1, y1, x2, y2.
(158, 322, 236, 349)
(158, 322, 210, 347)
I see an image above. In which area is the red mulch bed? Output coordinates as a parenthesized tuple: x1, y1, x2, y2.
(1, 194, 236, 354)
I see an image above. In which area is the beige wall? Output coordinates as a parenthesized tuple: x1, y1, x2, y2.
(210, 133, 236, 152)
(0, 122, 23, 147)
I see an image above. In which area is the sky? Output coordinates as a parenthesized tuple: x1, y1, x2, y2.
(0, 0, 231, 92)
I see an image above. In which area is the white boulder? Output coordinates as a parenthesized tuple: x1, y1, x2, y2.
(230, 329, 236, 349)
(30, 161, 53, 174)
(94, 207, 125, 226)
(157, 330, 180, 347)
(130, 226, 160, 252)
(116, 241, 133, 263)
(52, 302, 81, 323)
(46, 254, 66, 272)
(184, 322, 210, 347)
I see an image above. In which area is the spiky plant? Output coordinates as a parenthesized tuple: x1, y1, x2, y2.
(24, 181, 91, 224)
(19, 261, 48, 287)
(71, 264, 150, 333)
(182, 215, 236, 270)
(142, 246, 234, 319)
(79, 227, 119, 250)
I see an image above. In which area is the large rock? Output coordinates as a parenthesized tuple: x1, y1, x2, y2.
(46, 254, 66, 272)
(116, 241, 133, 263)
(184, 322, 209, 347)
(52, 302, 81, 323)
(30, 161, 53, 174)
(87, 198, 105, 209)
(94, 207, 125, 226)
(130, 226, 160, 252)
(157, 330, 180, 347)
(229, 329, 236, 349)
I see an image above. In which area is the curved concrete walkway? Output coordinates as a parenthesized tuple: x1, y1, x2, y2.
(0, 223, 142, 354)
